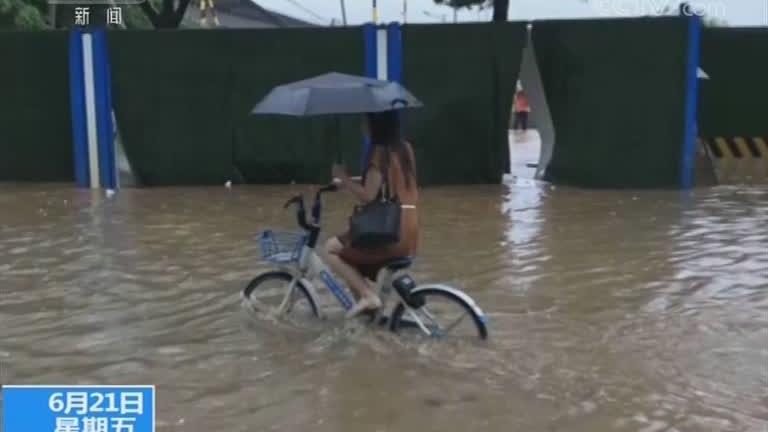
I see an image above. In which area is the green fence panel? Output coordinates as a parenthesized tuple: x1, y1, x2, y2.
(699, 27, 768, 139)
(229, 27, 364, 184)
(491, 23, 526, 176)
(108, 25, 526, 186)
(109, 28, 362, 186)
(534, 17, 690, 188)
(0, 31, 73, 182)
(109, 30, 239, 186)
(402, 23, 526, 185)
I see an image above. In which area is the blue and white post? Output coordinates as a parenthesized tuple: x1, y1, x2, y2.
(680, 12, 702, 189)
(361, 22, 404, 171)
(386, 22, 403, 84)
(69, 27, 117, 190)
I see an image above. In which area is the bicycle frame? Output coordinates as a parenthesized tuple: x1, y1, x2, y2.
(274, 241, 406, 317)
(268, 183, 376, 317)
(299, 245, 354, 311)
(260, 184, 488, 336)
(265, 240, 489, 337)
(272, 244, 456, 335)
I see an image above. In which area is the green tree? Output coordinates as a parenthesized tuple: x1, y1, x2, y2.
(137, 0, 192, 28)
(0, 0, 48, 29)
(434, 0, 509, 22)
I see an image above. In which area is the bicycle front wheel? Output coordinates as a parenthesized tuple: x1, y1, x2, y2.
(389, 286, 488, 340)
(242, 271, 319, 320)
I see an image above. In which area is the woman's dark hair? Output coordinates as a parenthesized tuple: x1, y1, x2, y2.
(365, 111, 416, 188)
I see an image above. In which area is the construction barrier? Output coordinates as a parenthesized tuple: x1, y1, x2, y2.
(699, 137, 768, 184)
(8, 19, 758, 190)
(108, 24, 524, 186)
(532, 16, 698, 188)
(229, 27, 366, 184)
(108, 28, 363, 186)
(403, 23, 526, 185)
(698, 28, 768, 184)
(0, 31, 73, 182)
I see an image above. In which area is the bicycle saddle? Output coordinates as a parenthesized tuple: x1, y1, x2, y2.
(385, 257, 413, 271)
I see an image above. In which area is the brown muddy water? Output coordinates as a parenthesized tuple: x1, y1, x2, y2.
(1, 181, 766, 432)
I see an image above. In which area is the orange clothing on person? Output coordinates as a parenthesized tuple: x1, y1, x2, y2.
(514, 92, 531, 113)
(337, 142, 420, 280)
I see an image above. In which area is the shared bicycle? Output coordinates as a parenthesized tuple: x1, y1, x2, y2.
(241, 183, 489, 340)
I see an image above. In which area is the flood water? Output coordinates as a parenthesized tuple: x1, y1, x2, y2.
(1, 181, 766, 432)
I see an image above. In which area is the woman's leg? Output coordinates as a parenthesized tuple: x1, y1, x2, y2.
(324, 237, 381, 316)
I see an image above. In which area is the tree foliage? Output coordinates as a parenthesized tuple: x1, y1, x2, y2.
(0, 0, 47, 29)
(434, 0, 509, 22)
(137, 0, 192, 28)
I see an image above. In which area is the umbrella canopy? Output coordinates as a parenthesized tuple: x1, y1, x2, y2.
(250, 72, 423, 116)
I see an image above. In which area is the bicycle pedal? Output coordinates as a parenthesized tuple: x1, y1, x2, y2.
(361, 309, 377, 322)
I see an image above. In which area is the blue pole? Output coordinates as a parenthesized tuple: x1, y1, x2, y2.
(362, 23, 378, 171)
(364, 23, 377, 79)
(68, 28, 89, 188)
(386, 22, 402, 83)
(93, 28, 117, 189)
(387, 22, 405, 138)
(105, 31, 117, 188)
(681, 14, 701, 189)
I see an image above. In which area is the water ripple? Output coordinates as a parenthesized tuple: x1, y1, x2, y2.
(1, 183, 766, 431)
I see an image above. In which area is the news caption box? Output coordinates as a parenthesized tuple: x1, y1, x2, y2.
(2, 385, 155, 432)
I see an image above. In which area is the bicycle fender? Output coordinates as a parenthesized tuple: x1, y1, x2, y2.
(410, 284, 488, 324)
(298, 277, 325, 319)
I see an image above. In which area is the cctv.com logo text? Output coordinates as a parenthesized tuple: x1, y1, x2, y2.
(592, 0, 727, 20)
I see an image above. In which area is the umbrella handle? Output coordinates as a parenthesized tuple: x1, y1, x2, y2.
(391, 98, 408, 108)
(334, 116, 343, 164)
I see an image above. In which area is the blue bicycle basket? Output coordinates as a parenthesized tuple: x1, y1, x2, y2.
(258, 230, 307, 264)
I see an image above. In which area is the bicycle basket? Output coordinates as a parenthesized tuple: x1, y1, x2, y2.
(258, 230, 307, 264)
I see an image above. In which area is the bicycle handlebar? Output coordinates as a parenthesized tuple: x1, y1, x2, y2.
(283, 182, 339, 232)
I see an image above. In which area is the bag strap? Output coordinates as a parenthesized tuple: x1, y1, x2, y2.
(381, 148, 394, 201)
(371, 145, 398, 202)
(379, 149, 389, 202)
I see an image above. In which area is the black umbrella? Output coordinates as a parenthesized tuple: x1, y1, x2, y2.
(250, 72, 423, 116)
(250, 72, 423, 165)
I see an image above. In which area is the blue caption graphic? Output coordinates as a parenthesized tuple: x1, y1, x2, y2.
(2, 385, 155, 432)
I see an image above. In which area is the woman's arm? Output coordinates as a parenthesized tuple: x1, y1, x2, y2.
(341, 168, 382, 203)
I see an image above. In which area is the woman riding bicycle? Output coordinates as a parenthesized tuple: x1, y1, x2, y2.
(325, 111, 420, 318)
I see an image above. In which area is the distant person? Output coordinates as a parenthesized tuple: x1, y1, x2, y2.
(513, 89, 531, 135)
(325, 111, 420, 318)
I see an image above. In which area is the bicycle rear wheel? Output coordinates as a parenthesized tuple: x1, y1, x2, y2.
(242, 271, 319, 320)
(389, 287, 488, 340)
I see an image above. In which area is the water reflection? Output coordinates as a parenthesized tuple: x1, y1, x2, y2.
(1, 182, 766, 431)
